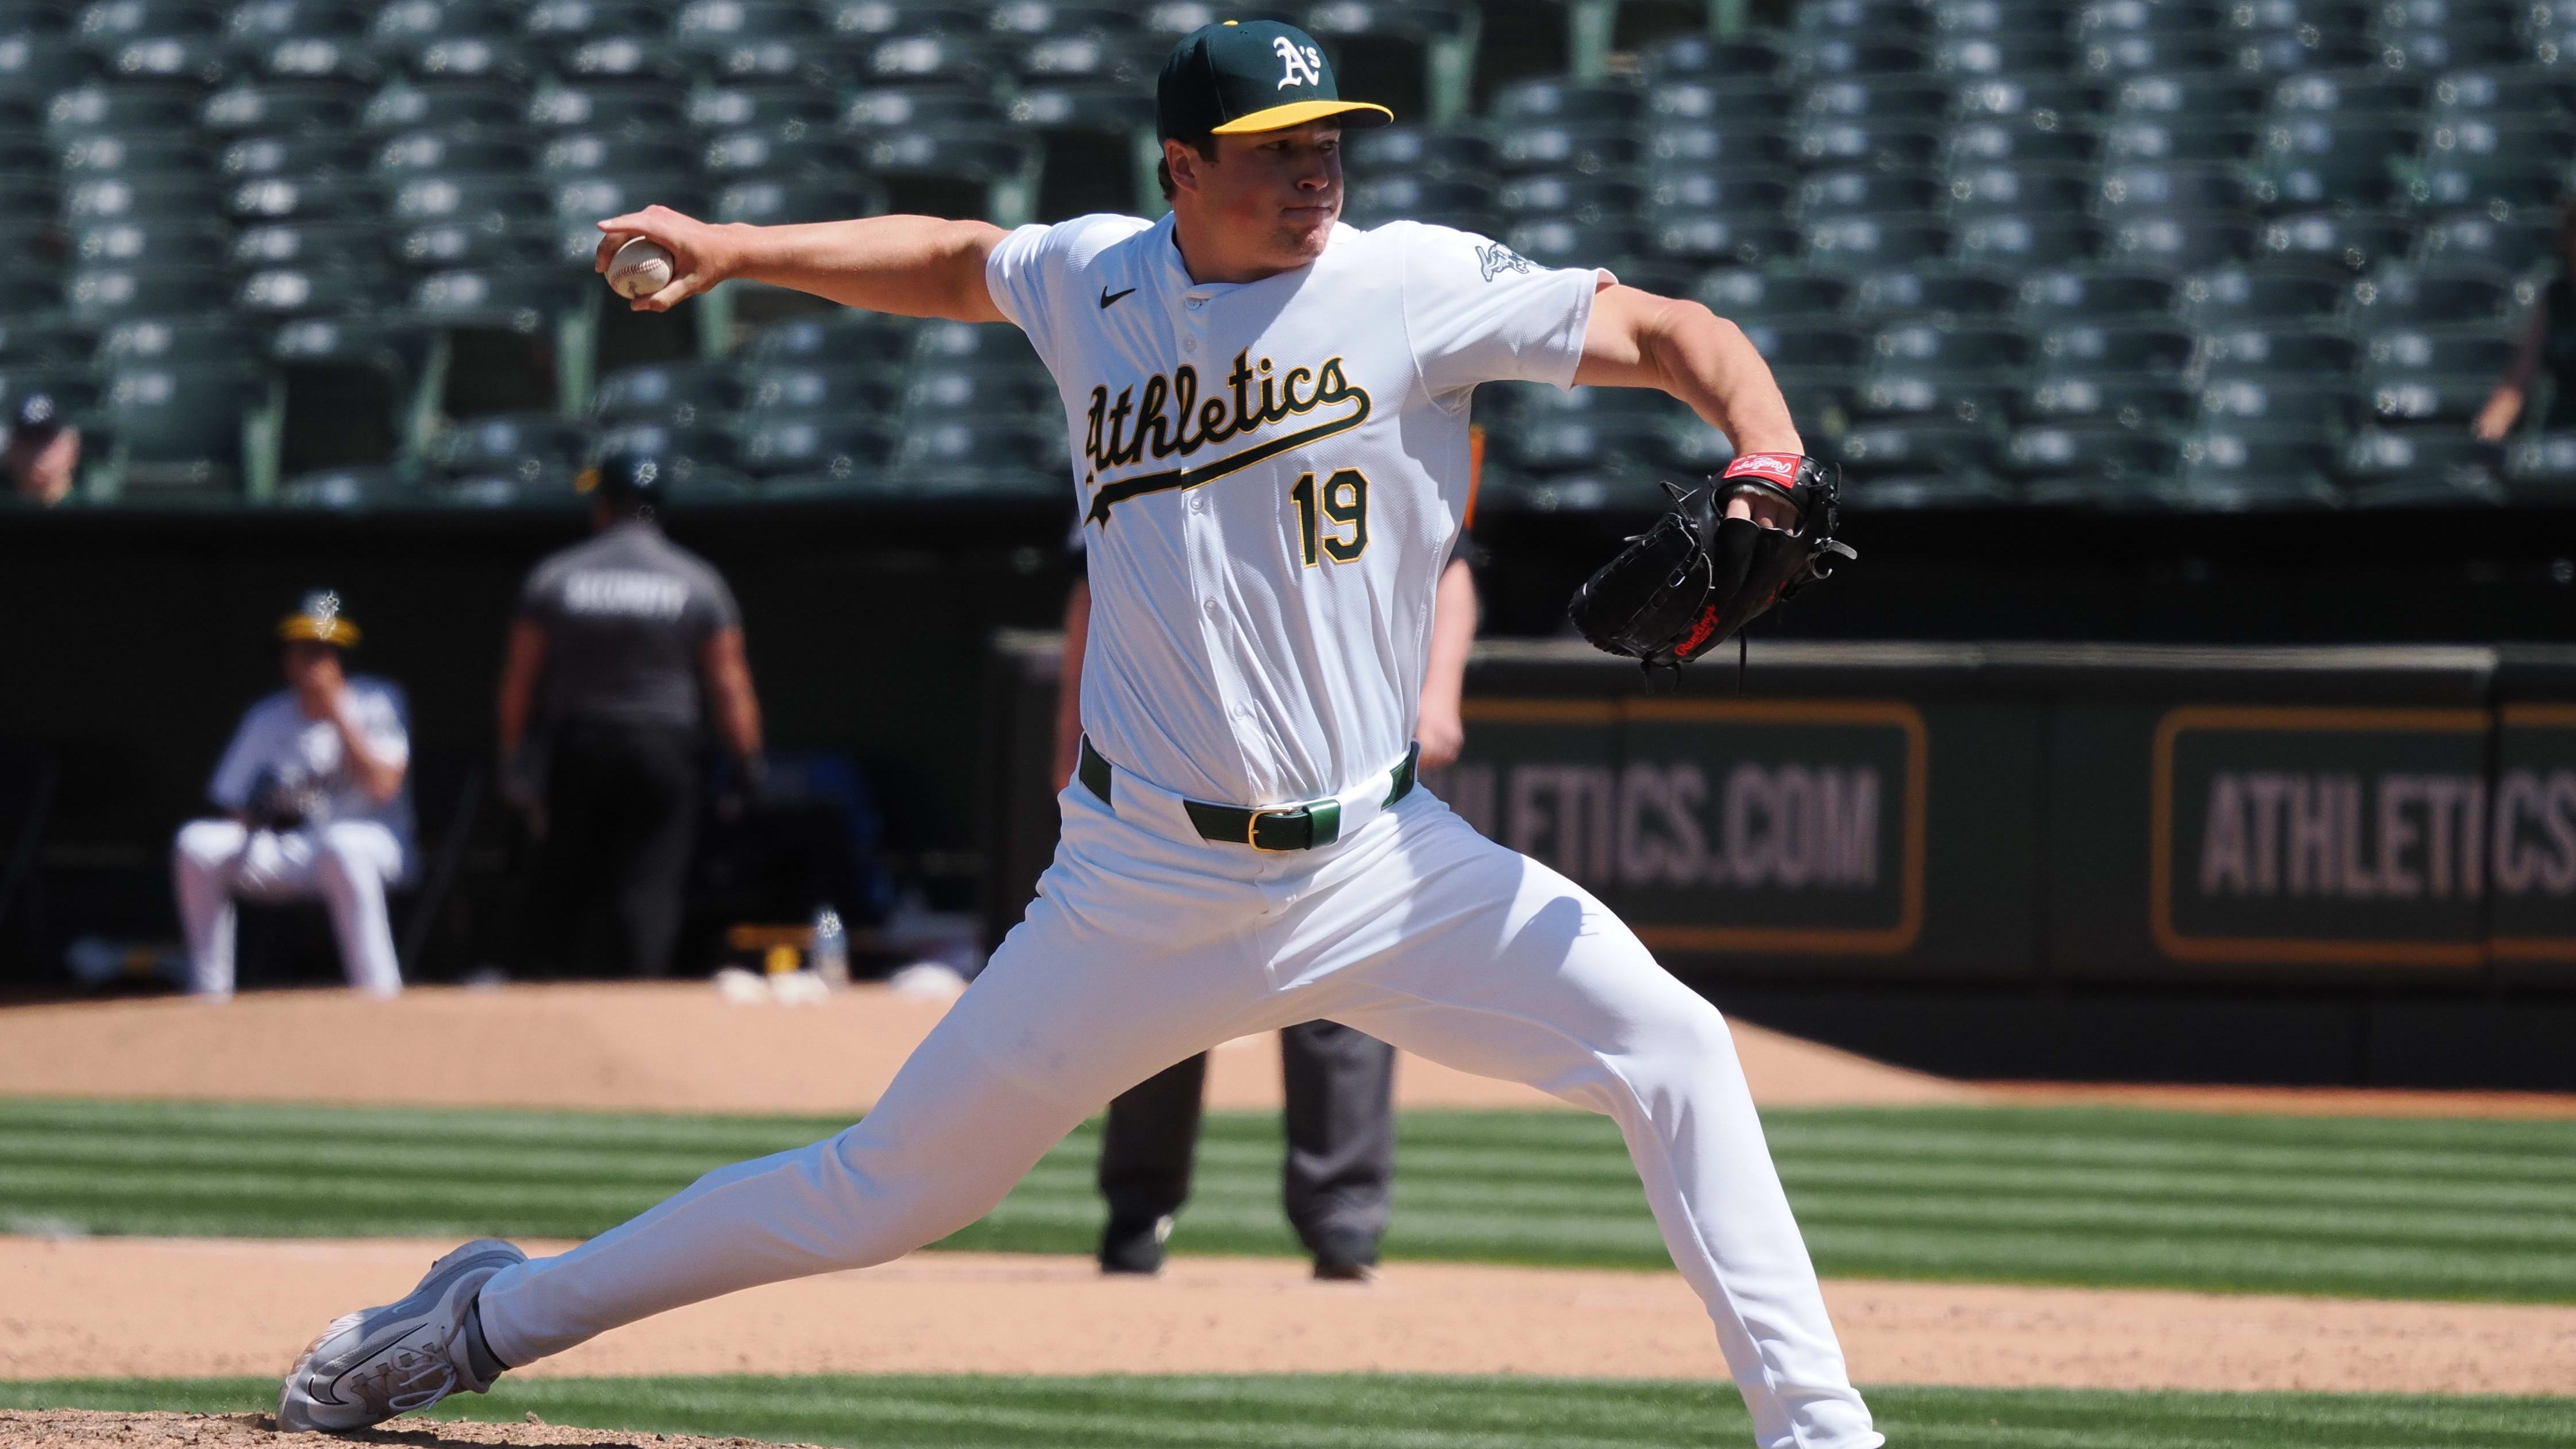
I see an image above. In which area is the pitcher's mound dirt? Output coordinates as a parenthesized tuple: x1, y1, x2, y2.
(0, 1410, 821, 1448)
(0, 982, 1976, 1115)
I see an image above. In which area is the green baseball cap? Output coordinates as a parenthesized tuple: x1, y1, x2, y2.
(1156, 20, 1394, 140)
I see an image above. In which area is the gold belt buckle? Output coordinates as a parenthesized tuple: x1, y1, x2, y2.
(1245, 805, 1303, 851)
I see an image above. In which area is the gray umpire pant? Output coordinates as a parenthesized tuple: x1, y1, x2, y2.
(1098, 1019, 1395, 1254)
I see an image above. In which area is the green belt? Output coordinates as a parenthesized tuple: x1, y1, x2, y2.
(1078, 736, 1420, 852)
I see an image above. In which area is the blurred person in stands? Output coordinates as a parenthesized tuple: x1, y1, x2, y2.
(2475, 202, 2576, 442)
(1056, 512, 1481, 1279)
(172, 591, 415, 1000)
(499, 451, 764, 978)
(6, 392, 79, 505)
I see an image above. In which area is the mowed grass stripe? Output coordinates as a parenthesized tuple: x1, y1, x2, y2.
(5, 1100, 2574, 1302)
(9, 1377, 2574, 1449)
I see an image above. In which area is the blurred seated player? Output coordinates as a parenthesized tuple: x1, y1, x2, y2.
(498, 451, 765, 978)
(6, 392, 79, 506)
(172, 591, 416, 1000)
(1060, 522, 1481, 1279)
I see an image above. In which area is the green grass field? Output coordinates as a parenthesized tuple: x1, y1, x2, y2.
(5, 1098, 2574, 1301)
(10, 1375, 2574, 1449)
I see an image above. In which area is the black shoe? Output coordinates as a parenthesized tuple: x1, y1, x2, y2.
(1099, 1214, 1173, 1275)
(1311, 1230, 1379, 1281)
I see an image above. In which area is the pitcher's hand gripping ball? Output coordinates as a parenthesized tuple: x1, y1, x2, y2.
(1568, 452, 1857, 678)
(606, 237, 675, 299)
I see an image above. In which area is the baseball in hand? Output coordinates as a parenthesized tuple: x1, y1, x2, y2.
(606, 237, 675, 299)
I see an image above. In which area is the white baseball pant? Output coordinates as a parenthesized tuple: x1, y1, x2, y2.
(475, 762, 1881, 1449)
(171, 818, 406, 1000)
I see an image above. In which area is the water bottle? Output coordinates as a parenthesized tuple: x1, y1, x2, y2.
(809, 905, 849, 988)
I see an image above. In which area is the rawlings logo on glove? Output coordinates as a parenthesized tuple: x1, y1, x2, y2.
(1566, 453, 1856, 683)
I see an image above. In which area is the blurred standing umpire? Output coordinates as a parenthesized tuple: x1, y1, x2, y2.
(498, 452, 766, 977)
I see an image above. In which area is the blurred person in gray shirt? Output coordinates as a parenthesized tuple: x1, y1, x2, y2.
(497, 452, 764, 978)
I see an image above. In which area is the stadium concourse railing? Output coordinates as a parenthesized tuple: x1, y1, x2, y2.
(981, 633, 2576, 1085)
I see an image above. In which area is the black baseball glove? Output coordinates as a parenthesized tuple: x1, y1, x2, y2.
(1567, 452, 1857, 680)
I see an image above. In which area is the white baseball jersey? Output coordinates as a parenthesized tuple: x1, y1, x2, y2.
(207, 679, 416, 853)
(987, 212, 1603, 807)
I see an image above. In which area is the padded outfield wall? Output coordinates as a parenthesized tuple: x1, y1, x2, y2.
(983, 634, 2576, 1089)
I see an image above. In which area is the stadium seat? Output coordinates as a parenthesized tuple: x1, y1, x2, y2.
(1692, 268, 1850, 321)
(702, 123, 863, 178)
(409, 268, 576, 331)
(390, 175, 550, 234)
(97, 316, 247, 366)
(396, 220, 553, 272)
(1646, 167, 1795, 217)
(715, 176, 888, 225)
(226, 171, 375, 221)
(1640, 30, 1784, 79)
(2362, 326, 2516, 422)
(693, 83, 840, 132)
(1944, 164, 2092, 216)
(67, 264, 232, 321)
(2174, 267, 2346, 325)
(220, 132, 369, 178)
(79, 218, 229, 268)
(1932, 33, 2072, 78)
(2024, 370, 2196, 427)
(1945, 116, 2098, 166)
(738, 415, 898, 478)
(403, 36, 536, 86)
(540, 133, 695, 178)
(2427, 67, 2569, 116)
(2378, 26, 2520, 74)
(1934, 0, 2065, 32)
(1638, 216, 1803, 268)
(2110, 72, 2266, 118)
(1345, 174, 1496, 231)
(1797, 0, 1929, 33)
(1954, 213, 2101, 267)
(2257, 119, 2409, 207)
(744, 309, 914, 366)
(2085, 36, 2232, 76)
(2200, 324, 2358, 375)
(1820, 418, 2003, 481)
(2259, 212, 2415, 273)
(529, 80, 687, 133)
(1871, 321, 2030, 373)
(1495, 121, 1641, 175)
(2098, 118, 2259, 164)
(2096, 163, 2257, 217)
(865, 33, 998, 90)
(1506, 216, 1645, 268)
(1497, 172, 1643, 223)
(103, 362, 259, 493)
(524, 1, 668, 49)
(1647, 78, 1795, 130)
(743, 363, 898, 418)
(1854, 367, 2019, 424)
(1794, 120, 1941, 168)
(2227, 0, 2374, 34)
(1346, 125, 1493, 178)
(237, 264, 388, 314)
(2338, 421, 2480, 483)
(57, 132, 211, 179)
(275, 464, 420, 508)
(901, 364, 1054, 419)
(0, 315, 98, 368)
(1804, 215, 1951, 271)
(2412, 120, 2576, 208)
(47, 80, 199, 135)
(2504, 431, 2576, 494)
(560, 34, 689, 82)
(373, 130, 532, 176)
(1847, 268, 2016, 320)
(1800, 78, 1950, 122)
(1793, 167, 1939, 218)
(1643, 120, 1795, 170)
(2413, 209, 2559, 271)
(2269, 68, 2423, 116)
(594, 418, 740, 474)
(1784, 36, 1925, 78)
(2038, 320, 2197, 373)
(1846, 472, 2021, 508)
(2003, 421, 2177, 482)
(2236, 27, 2378, 74)
(360, 80, 520, 131)
(2078, 0, 2226, 37)
(369, 0, 515, 48)
(2109, 216, 2261, 271)
(2343, 266, 2517, 328)
(1951, 75, 2104, 120)
(1739, 318, 1867, 371)
(2196, 373, 2361, 431)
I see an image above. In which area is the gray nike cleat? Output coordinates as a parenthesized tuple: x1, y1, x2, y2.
(277, 1237, 525, 1432)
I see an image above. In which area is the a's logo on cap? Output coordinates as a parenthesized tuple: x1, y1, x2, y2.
(1273, 34, 1323, 89)
(301, 590, 341, 633)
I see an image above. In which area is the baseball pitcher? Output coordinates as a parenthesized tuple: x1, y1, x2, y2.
(280, 23, 1877, 1448)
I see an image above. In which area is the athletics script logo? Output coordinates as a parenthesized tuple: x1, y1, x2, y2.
(1477, 241, 1537, 282)
(1080, 349, 1372, 526)
(1274, 36, 1324, 88)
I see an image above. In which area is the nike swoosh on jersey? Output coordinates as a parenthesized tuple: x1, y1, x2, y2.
(1099, 286, 1136, 308)
(1085, 395, 1372, 527)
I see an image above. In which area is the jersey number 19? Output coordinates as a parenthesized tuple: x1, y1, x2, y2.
(1290, 468, 1370, 567)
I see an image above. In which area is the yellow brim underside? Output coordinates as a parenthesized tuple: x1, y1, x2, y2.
(278, 620, 361, 646)
(1211, 99, 1395, 134)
